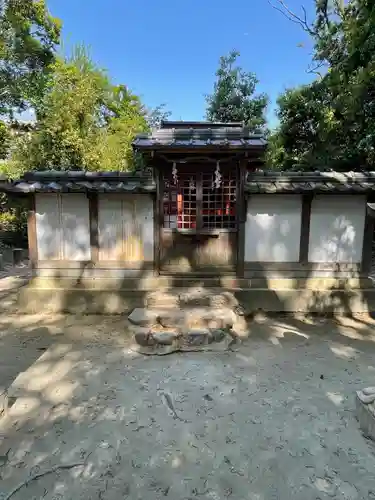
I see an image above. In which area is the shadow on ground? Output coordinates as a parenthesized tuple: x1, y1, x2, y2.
(1, 311, 375, 499)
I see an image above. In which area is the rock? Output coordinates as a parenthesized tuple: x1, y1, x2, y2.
(128, 308, 158, 327)
(356, 391, 375, 441)
(363, 387, 375, 396)
(207, 319, 226, 329)
(158, 311, 184, 328)
(133, 344, 178, 356)
(133, 329, 155, 347)
(151, 332, 178, 345)
(231, 316, 249, 338)
(210, 329, 226, 343)
(182, 329, 211, 346)
(357, 391, 375, 404)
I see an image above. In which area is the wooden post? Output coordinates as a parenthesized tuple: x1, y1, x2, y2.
(154, 164, 161, 274)
(88, 192, 99, 263)
(299, 195, 312, 264)
(28, 194, 38, 272)
(361, 198, 374, 276)
(236, 160, 246, 278)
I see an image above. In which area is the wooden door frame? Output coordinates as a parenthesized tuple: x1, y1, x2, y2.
(154, 160, 245, 276)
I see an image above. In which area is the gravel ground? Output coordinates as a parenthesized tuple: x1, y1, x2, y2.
(1, 312, 375, 499)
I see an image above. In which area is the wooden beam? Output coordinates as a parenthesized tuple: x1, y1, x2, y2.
(361, 198, 374, 276)
(299, 195, 312, 264)
(88, 193, 99, 263)
(28, 194, 38, 271)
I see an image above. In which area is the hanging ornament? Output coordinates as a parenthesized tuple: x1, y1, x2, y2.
(189, 176, 195, 192)
(213, 161, 222, 189)
(172, 162, 178, 185)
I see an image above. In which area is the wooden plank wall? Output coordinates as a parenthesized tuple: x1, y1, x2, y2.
(35, 193, 154, 266)
(98, 194, 154, 264)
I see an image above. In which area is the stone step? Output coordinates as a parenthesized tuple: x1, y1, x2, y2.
(145, 288, 240, 309)
(128, 307, 238, 329)
(130, 326, 237, 356)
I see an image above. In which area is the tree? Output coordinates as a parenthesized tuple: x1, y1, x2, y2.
(91, 83, 150, 171)
(206, 50, 268, 131)
(0, 0, 61, 117)
(0, 120, 10, 158)
(14, 46, 149, 172)
(268, 0, 375, 171)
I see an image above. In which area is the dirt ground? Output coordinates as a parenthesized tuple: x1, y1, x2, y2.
(2, 305, 375, 498)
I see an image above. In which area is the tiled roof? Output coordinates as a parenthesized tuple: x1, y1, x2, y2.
(0, 171, 156, 194)
(245, 171, 375, 194)
(133, 126, 267, 150)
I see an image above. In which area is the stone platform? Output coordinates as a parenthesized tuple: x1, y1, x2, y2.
(16, 277, 375, 315)
(128, 306, 246, 355)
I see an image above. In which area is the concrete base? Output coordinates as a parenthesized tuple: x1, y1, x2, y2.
(16, 277, 375, 314)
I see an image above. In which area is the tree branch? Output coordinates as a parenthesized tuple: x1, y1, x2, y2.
(307, 61, 326, 79)
(268, 0, 317, 37)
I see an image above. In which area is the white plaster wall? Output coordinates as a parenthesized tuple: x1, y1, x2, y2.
(308, 195, 366, 263)
(35, 194, 90, 260)
(245, 195, 302, 262)
(35, 194, 61, 260)
(98, 194, 154, 262)
(60, 194, 90, 260)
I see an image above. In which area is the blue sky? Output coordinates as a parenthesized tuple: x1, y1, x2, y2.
(48, 0, 317, 128)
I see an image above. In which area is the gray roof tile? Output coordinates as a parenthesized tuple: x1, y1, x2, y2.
(0, 171, 156, 194)
(133, 125, 267, 150)
(245, 171, 375, 194)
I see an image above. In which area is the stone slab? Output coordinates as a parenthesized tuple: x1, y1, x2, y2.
(158, 308, 236, 329)
(180, 329, 212, 347)
(128, 308, 159, 327)
(151, 331, 178, 345)
(355, 391, 375, 440)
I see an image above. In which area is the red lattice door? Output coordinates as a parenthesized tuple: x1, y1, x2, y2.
(159, 163, 238, 274)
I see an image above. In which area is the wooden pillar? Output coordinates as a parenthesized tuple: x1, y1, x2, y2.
(154, 164, 162, 273)
(361, 198, 374, 276)
(28, 194, 38, 272)
(299, 194, 312, 264)
(88, 192, 99, 263)
(236, 160, 246, 278)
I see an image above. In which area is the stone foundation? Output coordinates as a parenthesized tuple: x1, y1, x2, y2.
(16, 277, 375, 315)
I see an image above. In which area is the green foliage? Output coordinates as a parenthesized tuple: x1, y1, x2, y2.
(268, 0, 375, 171)
(0, 0, 61, 116)
(0, 120, 10, 158)
(206, 50, 268, 131)
(16, 47, 149, 171)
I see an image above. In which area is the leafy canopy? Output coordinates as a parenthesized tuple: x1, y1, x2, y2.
(206, 50, 268, 132)
(0, 0, 61, 116)
(15, 47, 149, 172)
(268, 0, 375, 171)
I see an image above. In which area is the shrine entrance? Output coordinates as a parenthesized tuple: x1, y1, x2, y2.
(159, 162, 239, 274)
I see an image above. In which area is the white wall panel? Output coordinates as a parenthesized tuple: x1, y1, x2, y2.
(245, 195, 302, 262)
(134, 194, 154, 262)
(35, 194, 90, 260)
(35, 194, 61, 260)
(98, 196, 123, 260)
(60, 194, 90, 260)
(308, 195, 366, 263)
